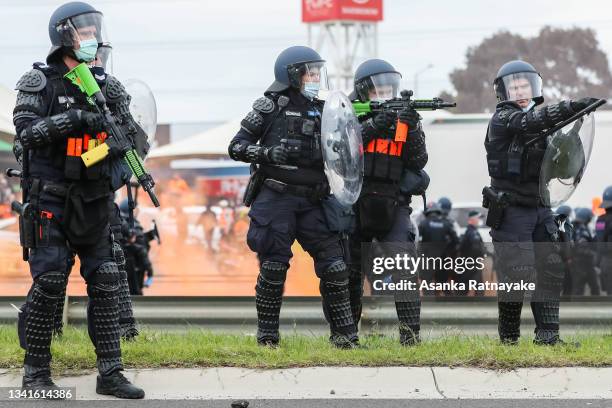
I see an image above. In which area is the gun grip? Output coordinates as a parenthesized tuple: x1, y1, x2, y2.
(395, 119, 408, 142)
(81, 143, 110, 167)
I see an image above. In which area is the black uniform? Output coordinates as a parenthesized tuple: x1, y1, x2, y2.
(457, 224, 485, 295)
(596, 210, 612, 295)
(571, 221, 600, 295)
(418, 210, 458, 294)
(349, 110, 428, 344)
(229, 87, 356, 346)
(13, 60, 136, 377)
(485, 98, 586, 344)
(121, 215, 154, 295)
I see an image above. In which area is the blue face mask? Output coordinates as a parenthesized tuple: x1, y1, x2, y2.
(301, 81, 320, 99)
(74, 38, 98, 62)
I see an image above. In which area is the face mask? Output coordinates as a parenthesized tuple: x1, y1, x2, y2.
(74, 38, 98, 62)
(301, 81, 320, 99)
(522, 100, 536, 112)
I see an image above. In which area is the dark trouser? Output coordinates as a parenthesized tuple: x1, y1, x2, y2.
(347, 205, 421, 340)
(491, 206, 564, 343)
(18, 194, 123, 375)
(572, 257, 600, 296)
(51, 201, 137, 339)
(247, 186, 356, 341)
(600, 257, 612, 295)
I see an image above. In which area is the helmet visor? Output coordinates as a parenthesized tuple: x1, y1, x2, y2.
(496, 72, 542, 104)
(95, 43, 113, 72)
(364, 72, 401, 102)
(288, 61, 329, 95)
(61, 12, 109, 47)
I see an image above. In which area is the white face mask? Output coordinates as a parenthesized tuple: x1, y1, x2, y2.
(301, 81, 320, 99)
(522, 100, 536, 112)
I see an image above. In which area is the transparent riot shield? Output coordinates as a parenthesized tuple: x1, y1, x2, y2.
(124, 79, 157, 152)
(540, 113, 595, 207)
(320, 90, 363, 206)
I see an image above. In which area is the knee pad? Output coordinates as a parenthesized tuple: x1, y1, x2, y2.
(34, 272, 67, 296)
(259, 261, 288, 283)
(320, 260, 350, 282)
(112, 242, 126, 268)
(87, 262, 120, 298)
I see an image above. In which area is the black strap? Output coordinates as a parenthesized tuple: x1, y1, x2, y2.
(126, 182, 135, 229)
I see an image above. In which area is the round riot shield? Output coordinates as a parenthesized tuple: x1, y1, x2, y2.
(124, 79, 157, 150)
(539, 113, 595, 207)
(321, 90, 363, 206)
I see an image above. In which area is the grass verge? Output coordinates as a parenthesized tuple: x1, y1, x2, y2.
(1, 325, 611, 373)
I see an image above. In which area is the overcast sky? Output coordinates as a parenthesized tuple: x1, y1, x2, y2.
(2, 0, 612, 123)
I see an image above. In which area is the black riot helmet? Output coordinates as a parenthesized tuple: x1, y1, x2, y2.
(424, 202, 443, 216)
(266, 46, 328, 94)
(555, 205, 572, 218)
(493, 60, 544, 106)
(574, 207, 594, 224)
(600, 186, 612, 209)
(352, 59, 402, 102)
(437, 197, 452, 215)
(47, 2, 109, 63)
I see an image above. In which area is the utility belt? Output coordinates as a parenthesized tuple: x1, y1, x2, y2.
(263, 178, 329, 203)
(481, 186, 540, 230)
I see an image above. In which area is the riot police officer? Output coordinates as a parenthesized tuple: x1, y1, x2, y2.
(13, 2, 144, 397)
(119, 199, 155, 295)
(555, 205, 574, 296)
(419, 202, 458, 296)
(457, 210, 486, 296)
(228, 46, 357, 348)
(343, 58, 428, 345)
(51, 43, 140, 342)
(572, 207, 600, 296)
(596, 186, 612, 295)
(484, 59, 598, 345)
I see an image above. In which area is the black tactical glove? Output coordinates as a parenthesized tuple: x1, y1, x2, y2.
(372, 110, 397, 130)
(78, 110, 105, 132)
(267, 145, 289, 164)
(245, 144, 288, 164)
(398, 108, 420, 128)
(570, 97, 599, 112)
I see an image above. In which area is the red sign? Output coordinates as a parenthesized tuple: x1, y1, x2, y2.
(302, 0, 383, 23)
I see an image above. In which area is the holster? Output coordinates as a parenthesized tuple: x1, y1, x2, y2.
(14, 201, 36, 252)
(482, 186, 509, 230)
(243, 164, 266, 207)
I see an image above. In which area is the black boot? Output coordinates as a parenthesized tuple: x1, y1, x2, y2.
(22, 365, 62, 398)
(330, 333, 359, 349)
(96, 371, 145, 399)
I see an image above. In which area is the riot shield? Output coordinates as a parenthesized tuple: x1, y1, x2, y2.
(539, 113, 595, 207)
(320, 90, 363, 206)
(124, 79, 158, 151)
